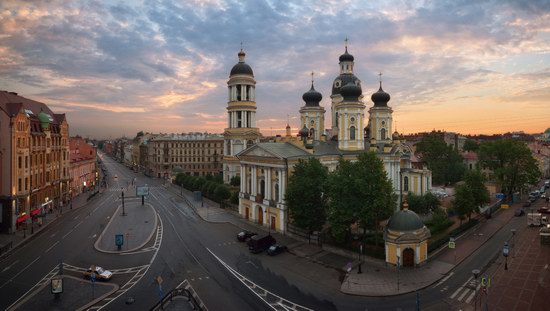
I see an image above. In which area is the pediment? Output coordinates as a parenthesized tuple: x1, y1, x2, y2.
(239, 145, 279, 158)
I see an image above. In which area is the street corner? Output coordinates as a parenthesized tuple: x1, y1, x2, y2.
(93, 201, 159, 254)
(8, 275, 118, 311)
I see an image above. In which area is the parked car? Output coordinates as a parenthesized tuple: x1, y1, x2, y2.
(83, 266, 113, 281)
(248, 235, 276, 254)
(237, 230, 257, 242)
(515, 208, 525, 217)
(523, 201, 532, 207)
(267, 244, 287, 256)
(541, 193, 547, 198)
(538, 207, 550, 215)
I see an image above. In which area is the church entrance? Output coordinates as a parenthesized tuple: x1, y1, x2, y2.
(403, 248, 415, 267)
(270, 216, 276, 231)
(245, 207, 249, 220)
(257, 206, 263, 225)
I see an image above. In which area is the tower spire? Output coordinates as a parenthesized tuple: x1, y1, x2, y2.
(379, 72, 383, 88)
(344, 37, 349, 52)
(311, 71, 314, 87)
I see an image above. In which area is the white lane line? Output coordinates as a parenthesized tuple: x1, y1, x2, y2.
(50, 232, 58, 238)
(74, 216, 79, 220)
(450, 276, 473, 299)
(45, 241, 59, 253)
(432, 272, 454, 288)
(465, 284, 481, 303)
(1, 260, 19, 273)
(0, 256, 41, 289)
(62, 229, 74, 239)
(74, 220, 83, 228)
(457, 288, 470, 301)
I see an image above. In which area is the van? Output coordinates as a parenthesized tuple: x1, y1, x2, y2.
(248, 235, 276, 254)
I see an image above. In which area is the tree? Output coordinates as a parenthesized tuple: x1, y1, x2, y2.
(416, 134, 465, 185)
(230, 176, 240, 187)
(463, 139, 479, 152)
(286, 158, 328, 233)
(353, 152, 396, 247)
(214, 184, 231, 202)
(424, 192, 441, 213)
(452, 184, 476, 223)
(463, 170, 489, 212)
(478, 139, 540, 195)
(407, 192, 440, 215)
(325, 158, 357, 242)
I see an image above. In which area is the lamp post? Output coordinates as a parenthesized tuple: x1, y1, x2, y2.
(121, 187, 126, 216)
(472, 269, 480, 311)
(358, 243, 363, 274)
(503, 242, 509, 270)
(397, 255, 400, 292)
(511, 229, 516, 258)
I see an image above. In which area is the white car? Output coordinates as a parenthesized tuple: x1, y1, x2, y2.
(83, 266, 113, 281)
(542, 193, 547, 198)
(114, 174, 118, 179)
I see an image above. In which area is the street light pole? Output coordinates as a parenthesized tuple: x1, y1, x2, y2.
(358, 244, 363, 274)
(397, 255, 400, 292)
(121, 187, 126, 216)
(511, 229, 516, 258)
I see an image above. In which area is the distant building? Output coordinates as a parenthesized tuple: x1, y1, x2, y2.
(145, 133, 223, 179)
(0, 91, 70, 234)
(236, 46, 432, 233)
(69, 136, 97, 196)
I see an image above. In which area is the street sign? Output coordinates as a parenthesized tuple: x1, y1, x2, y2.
(51, 278, 63, 294)
(136, 185, 149, 196)
(115, 234, 124, 248)
(449, 237, 456, 249)
(496, 193, 505, 200)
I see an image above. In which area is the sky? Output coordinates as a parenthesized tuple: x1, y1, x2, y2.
(1, 0, 549, 140)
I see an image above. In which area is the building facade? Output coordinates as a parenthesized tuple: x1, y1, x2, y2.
(69, 136, 97, 196)
(223, 48, 261, 184)
(236, 47, 432, 234)
(0, 91, 70, 234)
(145, 133, 223, 179)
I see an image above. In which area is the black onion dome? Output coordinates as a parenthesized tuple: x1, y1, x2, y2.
(341, 82, 362, 101)
(230, 50, 254, 76)
(302, 84, 323, 106)
(339, 47, 354, 62)
(332, 73, 360, 95)
(387, 208, 424, 232)
(371, 84, 390, 107)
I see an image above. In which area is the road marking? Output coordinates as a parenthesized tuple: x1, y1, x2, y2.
(62, 229, 74, 239)
(50, 232, 58, 238)
(465, 284, 480, 303)
(45, 241, 59, 253)
(74, 216, 79, 220)
(74, 220, 83, 228)
(1, 260, 19, 273)
(457, 288, 470, 301)
(432, 272, 454, 288)
(0, 256, 41, 289)
(450, 276, 473, 299)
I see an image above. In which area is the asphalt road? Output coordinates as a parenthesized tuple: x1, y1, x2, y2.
(1, 152, 541, 311)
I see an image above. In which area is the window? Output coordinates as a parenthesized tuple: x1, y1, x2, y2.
(18, 157, 22, 169)
(260, 180, 265, 197)
(18, 178, 22, 192)
(404, 176, 409, 192)
(275, 184, 279, 202)
(381, 128, 386, 140)
(350, 126, 356, 140)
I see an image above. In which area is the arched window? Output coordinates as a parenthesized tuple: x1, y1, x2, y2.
(350, 126, 356, 140)
(260, 180, 265, 197)
(404, 176, 409, 192)
(381, 128, 386, 140)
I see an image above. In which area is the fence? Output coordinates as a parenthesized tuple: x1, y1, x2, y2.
(286, 223, 321, 245)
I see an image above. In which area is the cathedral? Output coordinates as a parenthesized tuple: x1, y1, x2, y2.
(222, 44, 432, 233)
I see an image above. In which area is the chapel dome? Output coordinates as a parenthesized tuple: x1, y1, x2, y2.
(230, 49, 254, 76)
(387, 207, 425, 232)
(302, 84, 323, 106)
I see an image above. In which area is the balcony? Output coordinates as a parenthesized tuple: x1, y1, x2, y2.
(255, 194, 264, 203)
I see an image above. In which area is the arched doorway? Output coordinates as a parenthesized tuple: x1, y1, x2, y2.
(245, 207, 249, 220)
(257, 206, 263, 225)
(403, 248, 415, 267)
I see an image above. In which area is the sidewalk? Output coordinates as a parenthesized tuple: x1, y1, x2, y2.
(0, 192, 91, 259)
(167, 183, 521, 296)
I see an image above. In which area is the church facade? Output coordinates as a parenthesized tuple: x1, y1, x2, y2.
(224, 45, 432, 233)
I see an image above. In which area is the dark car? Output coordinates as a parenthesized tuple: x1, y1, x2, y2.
(538, 207, 550, 215)
(237, 230, 257, 242)
(514, 208, 525, 217)
(267, 244, 287, 256)
(248, 235, 276, 254)
(523, 201, 532, 207)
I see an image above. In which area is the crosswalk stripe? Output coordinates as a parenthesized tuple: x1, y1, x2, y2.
(450, 276, 473, 299)
(465, 284, 481, 303)
(457, 288, 470, 301)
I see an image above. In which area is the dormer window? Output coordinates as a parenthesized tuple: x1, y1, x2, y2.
(334, 80, 341, 88)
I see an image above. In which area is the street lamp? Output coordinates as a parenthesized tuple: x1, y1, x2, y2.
(511, 229, 516, 258)
(397, 254, 400, 292)
(472, 269, 480, 311)
(503, 242, 510, 270)
(358, 243, 363, 274)
(121, 187, 126, 216)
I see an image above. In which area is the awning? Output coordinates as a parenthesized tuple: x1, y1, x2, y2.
(16, 214, 30, 224)
(31, 209, 41, 217)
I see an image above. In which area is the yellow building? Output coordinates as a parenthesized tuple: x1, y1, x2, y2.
(384, 202, 431, 267)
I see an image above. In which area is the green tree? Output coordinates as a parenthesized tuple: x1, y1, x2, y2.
(424, 192, 441, 213)
(325, 159, 357, 242)
(230, 176, 240, 187)
(416, 134, 465, 185)
(463, 170, 489, 212)
(462, 139, 479, 152)
(452, 184, 476, 223)
(353, 152, 396, 247)
(286, 158, 328, 233)
(230, 190, 239, 204)
(215, 184, 231, 202)
(478, 139, 540, 195)
(406, 192, 440, 215)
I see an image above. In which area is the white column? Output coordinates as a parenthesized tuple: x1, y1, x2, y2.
(251, 113, 255, 128)
(416, 245, 420, 264)
(251, 87, 255, 101)
(240, 165, 246, 192)
(280, 169, 286, 203)
(266, 168, 272, 200)
(251, 166, 257, 196)
(243, 85, 247, 101)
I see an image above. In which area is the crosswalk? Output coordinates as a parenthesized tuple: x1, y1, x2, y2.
(448, 276, 481, 304)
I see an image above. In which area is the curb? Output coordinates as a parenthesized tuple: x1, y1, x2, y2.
(93, 202, 158, 254)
